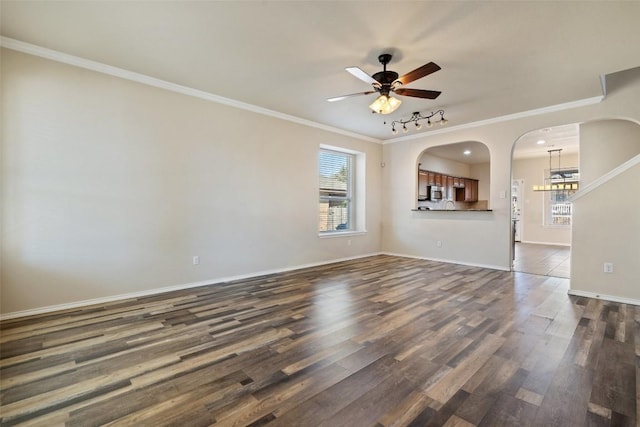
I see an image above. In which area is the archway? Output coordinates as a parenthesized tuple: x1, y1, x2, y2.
(510, 123, 579, 278)
(416, 141, 491, 210)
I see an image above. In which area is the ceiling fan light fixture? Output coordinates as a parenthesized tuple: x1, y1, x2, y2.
(369, 95, 402, 115)
(330, 54, 441, 117)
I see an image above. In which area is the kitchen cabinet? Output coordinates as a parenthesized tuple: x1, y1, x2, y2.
(454, 179, 478, 202)
(446, 176, 454, 200)
(418, 169, 479, 203)
(464, 179, 478, 201)
(427, 172, 436, 185)
(418, 171, 429, 199)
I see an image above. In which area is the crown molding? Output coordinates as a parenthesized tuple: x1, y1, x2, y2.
(0, 37, 606, 146)
(383, 95, 604, 144)
(0, 37, 381, 144)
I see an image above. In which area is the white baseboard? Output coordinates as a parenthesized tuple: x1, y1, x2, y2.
(520, 240, 571, 247)
(381, 251, 511, 272)
(568, 289, 640, 307)
(0, 252, 383, 321)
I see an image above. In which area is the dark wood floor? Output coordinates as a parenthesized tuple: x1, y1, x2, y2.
(0, 255, 637, 426)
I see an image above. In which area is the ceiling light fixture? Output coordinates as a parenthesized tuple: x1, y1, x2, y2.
(391, 110, 447, 134)
(369, 94, 402, 115)
(463, 150, 471, 155)
(537, 139, 546, 145)
(532, 149, 580, 191)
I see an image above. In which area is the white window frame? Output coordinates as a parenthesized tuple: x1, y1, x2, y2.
(318, 145, 366, 237)
(542, 167, 578, 227)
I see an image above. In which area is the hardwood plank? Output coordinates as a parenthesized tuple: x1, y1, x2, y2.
(0, 255, 637, 426)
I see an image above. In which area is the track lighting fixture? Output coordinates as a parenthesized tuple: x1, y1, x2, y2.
(390, 110, 447, 134)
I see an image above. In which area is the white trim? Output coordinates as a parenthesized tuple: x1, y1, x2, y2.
(599, 74, 607, 98)
(381, 251, 510, 272)
(383, 96, 604, 144)
(568, 289, 640, 307)
(318, 231, 367, 238)
(0, 36, 381, 145)
(570, 153, 640, 202)
(520, 240, 571, 247)
(0, 252, 382, 320)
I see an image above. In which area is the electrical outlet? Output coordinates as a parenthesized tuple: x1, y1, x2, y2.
(436, 240, 442, 248)
(193, 256, 200, 265)
(603, 262, 613, 273)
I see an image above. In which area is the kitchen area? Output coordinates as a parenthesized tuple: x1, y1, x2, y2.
(415, 141, 491, 211)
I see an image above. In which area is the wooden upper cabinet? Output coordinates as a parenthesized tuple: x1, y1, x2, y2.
(446, 176, 454, 200)
(427, 172, 436, 185)
(418, 171, 429, 198)
(419, 169, 479, 202)
(464, 179, 478, 202)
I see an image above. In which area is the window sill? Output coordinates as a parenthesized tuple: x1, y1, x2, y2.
(318, 230, 367, 239)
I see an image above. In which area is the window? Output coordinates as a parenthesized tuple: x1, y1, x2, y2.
(546, 191, 573, 226)
(543, 168, 579, 226)
(319, 148, 354, 233)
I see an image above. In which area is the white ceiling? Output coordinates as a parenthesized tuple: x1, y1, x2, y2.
(1, 1, 639, 141)
(424, 141, 490, 165)
(513, 123, 579, 160)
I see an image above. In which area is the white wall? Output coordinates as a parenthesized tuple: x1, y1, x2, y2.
(0, 49, 383, 314)
(3, 48, 640, 315)
(570, 118, 640, 301)
(469, 162, 490, 201)
(512, 153, 579, 245)
(418, 154, 471, 177)
(571, 165, 640, 300)
(580, 119, 640, 185)
(383, 134, 509, 269)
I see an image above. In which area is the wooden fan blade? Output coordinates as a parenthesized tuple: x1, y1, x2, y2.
(327, 91, 376, 102)
(395, 62, 441, 85)
(394, 88, 441, 99)
(346, 67, 382, 87)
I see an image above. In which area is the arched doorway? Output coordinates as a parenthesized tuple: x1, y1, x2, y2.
(511, 123, 579, 278)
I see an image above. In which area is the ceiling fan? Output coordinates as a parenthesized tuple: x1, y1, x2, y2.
(328, 53, 441, 114)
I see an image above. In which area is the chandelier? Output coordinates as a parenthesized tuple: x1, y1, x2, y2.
(390, 110, 447, 134)
(532, 148, 579, 191)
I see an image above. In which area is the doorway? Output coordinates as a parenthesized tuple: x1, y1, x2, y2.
(511, 178, 524, 241)
(511, 123, 579, 278)
(513, 243, 571, 278)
